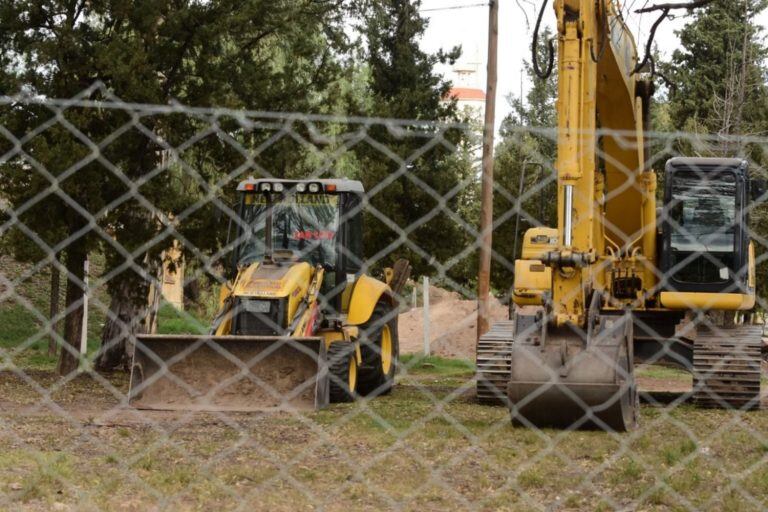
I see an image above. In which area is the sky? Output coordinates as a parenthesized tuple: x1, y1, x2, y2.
(419, 0, 768, 129)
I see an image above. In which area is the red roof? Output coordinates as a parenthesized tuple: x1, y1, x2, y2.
(446, 87, 486, 101)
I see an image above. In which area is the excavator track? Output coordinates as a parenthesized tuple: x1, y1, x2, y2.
(476, 321, 515, 405)
(693, 325, 763, 410)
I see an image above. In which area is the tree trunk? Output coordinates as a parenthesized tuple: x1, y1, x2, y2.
(95, 264, 158, 372)
(57, 244, 87, 376)
(48, 253, 60, 356)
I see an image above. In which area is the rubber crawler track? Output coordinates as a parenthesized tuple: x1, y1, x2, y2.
(475, 321, 515, 405)
(692, 325, 763, 410)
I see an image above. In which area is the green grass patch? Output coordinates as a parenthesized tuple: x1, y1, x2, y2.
(155, 303, 207, 335)
(399, 354, 474, 376)
(636, 364, 691, 381)
(0, 304, 44, 349)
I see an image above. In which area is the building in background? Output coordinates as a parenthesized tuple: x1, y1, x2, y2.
(444, 49, 486, 121)
(443, 50, 486, 166)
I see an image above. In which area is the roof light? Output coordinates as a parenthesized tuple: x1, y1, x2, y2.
(260, 182, 272, 192)
(325, 184, 337, 192)
(244, 183, 256, 191)
(296, 183, 307, 193)
(308, 183, 320, 193)
(273, 182, 285, 193)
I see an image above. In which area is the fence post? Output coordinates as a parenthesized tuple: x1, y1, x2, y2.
(423, 276, 430, 356)
(80, 257, 89, 360)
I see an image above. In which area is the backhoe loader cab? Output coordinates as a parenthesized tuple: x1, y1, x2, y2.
(128, 178, 406, 412)
(661, 158, 752, 296)
(231, 178, 365, 318)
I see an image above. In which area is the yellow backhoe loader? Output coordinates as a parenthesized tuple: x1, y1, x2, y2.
(476, 0, 766, 430)
(129, 178, 409, 411)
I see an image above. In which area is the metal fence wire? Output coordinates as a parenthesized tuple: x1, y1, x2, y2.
(1, 86, 767, 511)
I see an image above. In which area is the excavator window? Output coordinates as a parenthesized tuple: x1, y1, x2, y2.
(664, 170, 742, 288)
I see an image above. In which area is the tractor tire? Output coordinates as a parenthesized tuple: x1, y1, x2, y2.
(328, 342, 357, 403)
(356, 301, 399, 397)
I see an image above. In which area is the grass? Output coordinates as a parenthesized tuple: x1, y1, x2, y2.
(636, 364, 691, 381)
(155, 303, 207, 335)
(398, 354, 475, 388)
(1, 255, 213, 372)
(1, 364, 767, 511)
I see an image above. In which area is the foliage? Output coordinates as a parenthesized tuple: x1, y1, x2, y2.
(661, 0, 768, 138)
(350, 0, 475, 289)
(0, 0, 354, 371)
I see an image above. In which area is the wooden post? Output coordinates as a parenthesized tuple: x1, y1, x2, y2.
(48, 253, 60, 356)
(423, 276, 430, 356)
(477, 0, 499, 339)
(80, 257, 89, 360)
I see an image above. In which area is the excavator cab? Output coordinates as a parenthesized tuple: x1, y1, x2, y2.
(659, 158, 757, 310)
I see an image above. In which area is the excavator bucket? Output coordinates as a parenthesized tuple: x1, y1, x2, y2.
(506, 313, 638, 431)
(128, 335, 329, 412)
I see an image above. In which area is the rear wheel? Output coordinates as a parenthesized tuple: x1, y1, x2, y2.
(328, 342, 357, 403)
(357, 301, 399, 396)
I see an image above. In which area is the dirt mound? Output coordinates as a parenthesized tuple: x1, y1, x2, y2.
(399, 291, 508, 360)
(426, 285, 461, 305)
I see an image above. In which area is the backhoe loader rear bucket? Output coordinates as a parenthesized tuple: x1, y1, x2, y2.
(128, 335, 329, 412)
(507, 314, 638, 431)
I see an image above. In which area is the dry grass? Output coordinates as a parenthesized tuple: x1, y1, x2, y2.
(1, 360, 767, 512)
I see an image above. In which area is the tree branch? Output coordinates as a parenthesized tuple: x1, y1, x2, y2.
(636, 0, 713, 14)
(632, 0, 714, 75)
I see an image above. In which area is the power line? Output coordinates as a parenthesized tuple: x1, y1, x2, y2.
(421, 3, 489, 13)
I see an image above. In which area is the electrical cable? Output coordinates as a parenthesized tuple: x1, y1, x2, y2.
(532, 0, 555, 79)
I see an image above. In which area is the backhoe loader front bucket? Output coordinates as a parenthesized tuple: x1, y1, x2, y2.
(506, 314, 638, 431)
(128, 335, 329, 412)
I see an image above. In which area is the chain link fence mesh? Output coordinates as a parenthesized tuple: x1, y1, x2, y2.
(1, 87, 767, 511)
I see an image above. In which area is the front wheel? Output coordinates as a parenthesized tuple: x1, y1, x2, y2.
(357, 301, 399, 397)
(328, 342, 358, 403)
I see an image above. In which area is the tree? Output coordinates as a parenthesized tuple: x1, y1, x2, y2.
(0, 0, 353, 374)
(661, 0, 768, 137)
(352, 0, 474, 291)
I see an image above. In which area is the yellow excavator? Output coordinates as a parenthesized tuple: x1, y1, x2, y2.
(129, 178, 409, 411)
(477, 0, 765, 430)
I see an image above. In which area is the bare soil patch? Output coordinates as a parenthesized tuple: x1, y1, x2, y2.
(399, 287, 507, 359)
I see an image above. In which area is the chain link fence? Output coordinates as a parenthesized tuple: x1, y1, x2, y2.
(1, 86, 767, 511)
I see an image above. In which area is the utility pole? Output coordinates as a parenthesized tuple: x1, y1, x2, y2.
(477, 0, 499, 339)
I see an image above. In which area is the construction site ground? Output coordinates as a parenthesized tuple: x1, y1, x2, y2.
(2, 270, 767, 511)
(2, 358, 768, 511)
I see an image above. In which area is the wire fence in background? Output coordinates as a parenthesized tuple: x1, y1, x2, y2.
(1, 87, 767, 511)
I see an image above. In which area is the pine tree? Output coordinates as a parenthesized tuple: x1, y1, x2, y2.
(352, 0, 474, 289)
(662, 0, 768, 137)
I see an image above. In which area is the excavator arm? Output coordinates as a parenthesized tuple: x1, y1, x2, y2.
(479, 0, 655, 429)
(547, 0, 656, 326)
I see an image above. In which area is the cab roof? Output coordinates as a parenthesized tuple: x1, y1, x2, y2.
(666, 157, 747, 172)
(237, 177, 364, 193)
